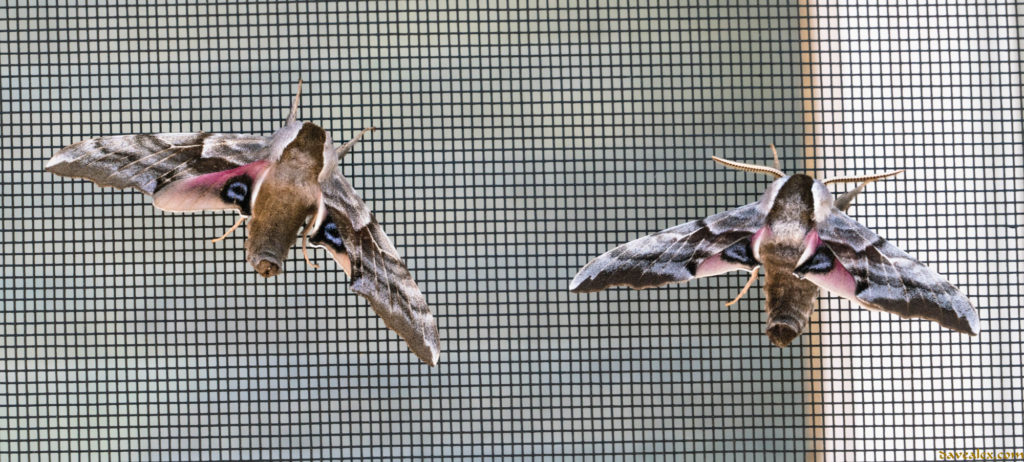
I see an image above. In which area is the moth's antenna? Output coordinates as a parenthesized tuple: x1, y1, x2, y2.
(300, 218, 320, 269)
(822, 169, 904, 185)
(711, 156, 785, 178)
(831, 169, 906, 211)
(770, 144, 780, 171)
(286, 79, 303, 125)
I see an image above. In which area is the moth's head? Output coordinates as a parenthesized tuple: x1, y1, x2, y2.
(276, 79, 326, 172)
(755, 175, 835, 222)
(272, 122, 348, 183)
(276, 80, 375, 182)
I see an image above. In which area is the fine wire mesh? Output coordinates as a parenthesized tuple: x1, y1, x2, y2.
(1, 2, 1021, 461)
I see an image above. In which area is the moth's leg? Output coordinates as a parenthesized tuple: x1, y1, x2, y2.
(300, 219, 320, 269)
(211, 215, 247, 243)
(835, 181, 870, 212)
(725, 266, 760, 307)
(336, 126, 377, 159)
(829, 169, 904, 211)
(770, 144, 780, 171)
(286, 79, 303, 125)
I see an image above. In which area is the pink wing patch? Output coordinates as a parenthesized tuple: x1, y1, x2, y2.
(153, 160, 271, 213)
(795, 228, 821, 268)
(750, 227, 769, 263)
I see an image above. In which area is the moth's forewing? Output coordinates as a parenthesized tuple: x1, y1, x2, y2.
(569, 203, 765, 293)
(45, 133, 268, 195)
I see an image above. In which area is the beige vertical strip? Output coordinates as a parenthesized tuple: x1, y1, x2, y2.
(799, 2, 826, 461)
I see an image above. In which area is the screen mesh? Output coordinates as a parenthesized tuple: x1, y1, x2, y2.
(3, 2, 1021, 460)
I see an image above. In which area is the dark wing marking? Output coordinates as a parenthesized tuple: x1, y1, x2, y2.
(810, 211, 980, 335)
(570, 202, 766, 293)
(46, 133, 269, 195)
(309, 172, 440, 366)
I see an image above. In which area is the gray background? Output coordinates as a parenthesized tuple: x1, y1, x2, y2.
(2, 2, 1021, 460)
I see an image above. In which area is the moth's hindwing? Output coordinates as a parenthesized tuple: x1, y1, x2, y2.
(153, 160, 272, 215)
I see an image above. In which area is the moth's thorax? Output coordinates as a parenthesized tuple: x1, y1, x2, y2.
(754, 175, 834, 276)
(757, 175, 811, 255)
(760, 174, 833, 238)
(279, 122, 327, 179)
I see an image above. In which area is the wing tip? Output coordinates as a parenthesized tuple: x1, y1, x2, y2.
(569, 271, 603, 293)
(426, 347, 441, 367)
(946, 316, 979, 337)
(963, 310, 981, 336)
(568, 274, 586, 292)
(45, 149, 75, 172)
(44, 154, 61, 171)
(46, 139, 92, 172)
(411, 329, 442, 366)
(949, 293, 981, 336)
(909, 296, 981, 337)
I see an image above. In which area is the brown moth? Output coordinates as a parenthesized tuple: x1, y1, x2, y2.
(45, 81, 440, 366)
(570, 148, 979, 346)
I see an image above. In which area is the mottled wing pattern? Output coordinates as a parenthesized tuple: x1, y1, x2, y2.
(46, 133, 268, 195)
(570, 203, 766, 293)
(309, 172, 440, 366)
(814, 211, 980, 335)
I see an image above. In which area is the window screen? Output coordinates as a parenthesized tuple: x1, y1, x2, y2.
(3, 2, 1021, 460)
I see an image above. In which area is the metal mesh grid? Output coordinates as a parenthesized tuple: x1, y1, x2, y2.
(2, 2, 1021, 460)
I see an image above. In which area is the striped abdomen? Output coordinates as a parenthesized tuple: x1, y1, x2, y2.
(760, 242, 820, 347)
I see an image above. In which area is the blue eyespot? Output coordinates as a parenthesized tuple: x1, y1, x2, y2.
(324, 222, 343, 247)
(225, 181, 248, 202)
(795, 246, 835, 275)
(218, 176, 254, 215)
(721, 239, 758, 267)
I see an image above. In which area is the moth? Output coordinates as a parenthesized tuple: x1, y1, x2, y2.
(570, 148, 980, 346)
(45, 81, 440, 366)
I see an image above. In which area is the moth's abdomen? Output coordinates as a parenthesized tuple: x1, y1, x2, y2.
(760, 242, 820, 347)
(763, 270, 819, 347)
(245, 178, 319, 278)
(246, 209, 311, 277)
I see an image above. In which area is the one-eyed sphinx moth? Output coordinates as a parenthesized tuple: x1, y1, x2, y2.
(46, 81, 440, 366)
(570, 148, 979, 346)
